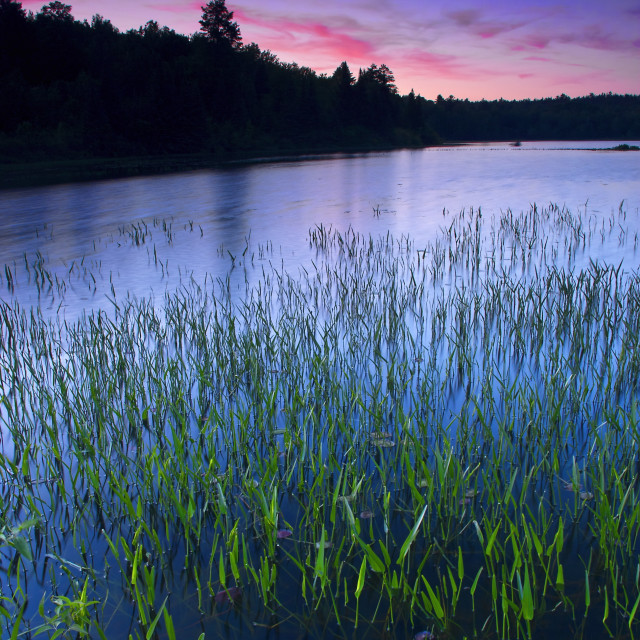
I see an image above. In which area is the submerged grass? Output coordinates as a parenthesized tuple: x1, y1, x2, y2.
(0, 202, 639, 639)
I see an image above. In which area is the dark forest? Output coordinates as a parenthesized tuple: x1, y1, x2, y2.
(1, 0, 639, 167)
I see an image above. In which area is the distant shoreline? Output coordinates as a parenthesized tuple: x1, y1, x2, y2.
(1, 141, 637, 191)
(0, 142, 425, 190)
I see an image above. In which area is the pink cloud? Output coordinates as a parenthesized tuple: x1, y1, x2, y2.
(522, 55, 595, 72)
(521, 35, 551, 50)
(442, 4, 638, 71)
(232, 9, 375, 59)
(401, 49, 479, 81)
(477, 27, 508, 39)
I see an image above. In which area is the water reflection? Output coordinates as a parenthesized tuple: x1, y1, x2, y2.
(0, 142, 638, 320)
(1, 144, 639, 640)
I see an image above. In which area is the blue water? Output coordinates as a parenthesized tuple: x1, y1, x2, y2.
(0, 142, 639, 640)
(0, 142, 638, 320)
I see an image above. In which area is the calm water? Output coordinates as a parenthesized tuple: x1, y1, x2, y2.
(1, 141, 639, 318)
(1, 142, 639, 640)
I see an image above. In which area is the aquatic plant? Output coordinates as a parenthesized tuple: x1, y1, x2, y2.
(0, 201, 638, 639)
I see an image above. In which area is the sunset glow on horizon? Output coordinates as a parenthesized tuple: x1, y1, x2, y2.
(20, 0, 640, 100)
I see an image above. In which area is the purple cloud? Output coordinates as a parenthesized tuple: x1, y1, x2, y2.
(444, 8, 527, 39)
(446, 9, 481, 27)
(511, 23, 636, 53)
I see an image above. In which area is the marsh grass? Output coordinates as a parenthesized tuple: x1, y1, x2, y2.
(0, 201, 638, 639)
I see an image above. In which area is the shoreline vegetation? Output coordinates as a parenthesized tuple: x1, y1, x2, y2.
(1, 140, 640, 190)
(0, 144, 421, 190)
(1, 1, 639, 189)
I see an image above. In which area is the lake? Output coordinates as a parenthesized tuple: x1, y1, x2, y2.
(1, 141, 638, 319)
(0, 142, 639, 640)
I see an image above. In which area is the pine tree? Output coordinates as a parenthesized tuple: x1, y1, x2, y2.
(199, 0, 241, 48)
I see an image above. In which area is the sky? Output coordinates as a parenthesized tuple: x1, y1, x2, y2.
(22, 0, 640, 100)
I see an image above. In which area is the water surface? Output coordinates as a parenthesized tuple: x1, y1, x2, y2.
(1, 142, 639, 640)
(1, 141, 638, 318)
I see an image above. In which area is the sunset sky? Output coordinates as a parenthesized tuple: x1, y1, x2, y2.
(21, 0, 640, 100)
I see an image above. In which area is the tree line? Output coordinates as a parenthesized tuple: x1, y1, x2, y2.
(0, 0, 638, 165)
